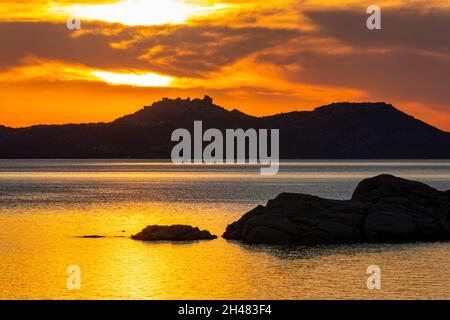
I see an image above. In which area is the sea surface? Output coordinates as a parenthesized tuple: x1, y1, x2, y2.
(0, 160, 450, 300)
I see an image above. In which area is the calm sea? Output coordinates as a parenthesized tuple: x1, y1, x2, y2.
(0, 160, 450, 299)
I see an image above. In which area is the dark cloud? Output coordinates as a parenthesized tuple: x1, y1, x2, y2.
(0, 22, 142, 70)
(133, 25, 300, 77)
(257, 8, 450, 111)
(0, 22, 299, 76)
(303, 8, 450, 55)
(262, 48, 450, 107)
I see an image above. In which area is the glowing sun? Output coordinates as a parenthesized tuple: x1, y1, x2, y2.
(52, 0, 231, 26)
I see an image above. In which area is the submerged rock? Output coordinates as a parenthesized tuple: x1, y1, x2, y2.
(76, 235, 107, 238)
(222, 175, 450, 244)
(131, 225, 217, 242)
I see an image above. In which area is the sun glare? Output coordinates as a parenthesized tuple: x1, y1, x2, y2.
(51, 0, 231, 26)
(92, 70, 174, 87)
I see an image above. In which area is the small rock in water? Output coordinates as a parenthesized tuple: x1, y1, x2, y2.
(131, 225, 217, 242)
(76, 235, 106, 238)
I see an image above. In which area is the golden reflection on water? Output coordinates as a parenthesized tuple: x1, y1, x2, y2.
(1, 161, 450, 299)
(1, 202, 450, 300)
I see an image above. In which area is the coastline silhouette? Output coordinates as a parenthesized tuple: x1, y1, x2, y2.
(1, 96, 450, 159)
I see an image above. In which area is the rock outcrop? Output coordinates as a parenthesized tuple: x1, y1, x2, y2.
(132, 225, 217, 242)
(222, 175, 450, 244)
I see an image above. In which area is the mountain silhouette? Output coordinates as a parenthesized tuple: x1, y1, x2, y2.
(1, 96, 449, 159)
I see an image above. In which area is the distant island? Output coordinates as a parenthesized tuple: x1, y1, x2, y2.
(1, 95, 450, 159)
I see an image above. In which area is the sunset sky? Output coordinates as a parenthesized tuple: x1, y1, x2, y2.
(1, 0, 449, 130)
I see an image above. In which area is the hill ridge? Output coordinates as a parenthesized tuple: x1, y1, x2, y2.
(0, 96, 449, 159)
